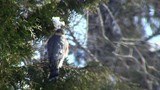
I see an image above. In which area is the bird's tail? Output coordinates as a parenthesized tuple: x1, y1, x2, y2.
(49, 57, 59, 81)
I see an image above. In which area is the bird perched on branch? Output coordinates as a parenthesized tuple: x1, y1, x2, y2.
(47, 17, 69, 81)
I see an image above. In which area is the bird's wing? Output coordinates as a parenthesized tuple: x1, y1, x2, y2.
(47, 35, 65, 61)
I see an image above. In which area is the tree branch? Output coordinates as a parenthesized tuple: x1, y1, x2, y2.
(97, 7, 116, 48)
(102, 3, 123, 37)
(65, 12, 99, 62)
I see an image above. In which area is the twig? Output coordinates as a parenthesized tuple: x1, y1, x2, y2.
(97, 7, 116, 48)
(134, 46, 147, 73)
(134, 46, 153, 90)
(65, 12, 99, 62)
(68, 29, 99, 62)
(121, 38, 140, 42)
(102, 3, 122, 38)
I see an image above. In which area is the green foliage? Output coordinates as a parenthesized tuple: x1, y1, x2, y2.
(0, 62, 144, 90)
(0, 0, 111, 89)
(0, 0, 105, 62)
(0, 0, 104, 63)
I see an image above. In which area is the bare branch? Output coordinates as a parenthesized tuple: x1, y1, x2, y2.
(134, 46, 147, 73)
(65, 12, 99, 62)
(102, 3, 122, 37)
(121, 38, 140, 42)
(68, 29, 99, 62)
(97, 7, 116, 48)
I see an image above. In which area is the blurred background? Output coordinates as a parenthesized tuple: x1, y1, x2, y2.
(0, 0, 160, 90)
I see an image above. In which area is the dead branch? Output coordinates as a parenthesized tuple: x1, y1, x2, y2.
(65, 12, 99, 62)
(68, 29, 99, 62)
(97, 7, 116, 48)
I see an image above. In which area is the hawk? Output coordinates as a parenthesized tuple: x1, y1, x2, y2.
(47, 17, 69, 81)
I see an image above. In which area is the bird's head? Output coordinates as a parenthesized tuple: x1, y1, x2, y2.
(52, 17, 65, 30)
